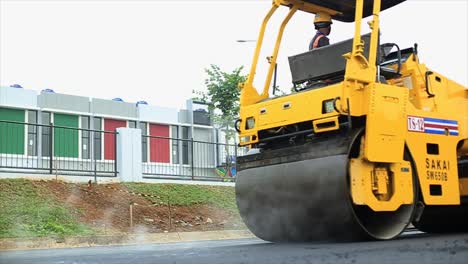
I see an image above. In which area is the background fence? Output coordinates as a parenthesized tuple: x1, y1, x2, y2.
(0, 120, 248, 182)
(0, 120, 117, 177)
(141, 135, 247, 181)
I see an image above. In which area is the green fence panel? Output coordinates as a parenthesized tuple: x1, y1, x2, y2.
(53, 113, 79, 158)
(0, 108, 25, 155)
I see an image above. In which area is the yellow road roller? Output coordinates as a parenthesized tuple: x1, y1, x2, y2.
(235, 0, 468, 241)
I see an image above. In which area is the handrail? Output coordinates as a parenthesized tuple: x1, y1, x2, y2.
(425, 71, 435, 98)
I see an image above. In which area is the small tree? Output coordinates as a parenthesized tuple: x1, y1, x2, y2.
(193, 64, 246, 177)
(194, 64, 246, 143)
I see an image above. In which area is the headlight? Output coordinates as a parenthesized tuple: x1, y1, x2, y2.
(240, 136, 250, 143)
(246, 117, 255, 129)
(322, 99, 335, 113)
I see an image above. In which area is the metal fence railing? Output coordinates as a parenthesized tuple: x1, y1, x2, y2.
(0, 120, 117, 177)
(1, 120, 249, 181)
(141, 135, 248, 181)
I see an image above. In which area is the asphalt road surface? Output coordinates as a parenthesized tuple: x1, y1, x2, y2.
(1, 233, 467, 264)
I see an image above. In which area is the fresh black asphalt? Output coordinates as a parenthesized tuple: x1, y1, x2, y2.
(1, 233, 467, 264)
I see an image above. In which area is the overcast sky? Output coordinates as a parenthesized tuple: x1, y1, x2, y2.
(1, 0, 467, 109)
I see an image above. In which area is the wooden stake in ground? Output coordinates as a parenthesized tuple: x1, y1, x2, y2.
(167, 196, 172, 231)
(55, 161, 58, 181)
(129, 202, 134, 231)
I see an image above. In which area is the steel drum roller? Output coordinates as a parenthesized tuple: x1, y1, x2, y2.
(236, 134, 415, 242)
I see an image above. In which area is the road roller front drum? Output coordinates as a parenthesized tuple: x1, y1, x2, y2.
(236, 131, 417, 242)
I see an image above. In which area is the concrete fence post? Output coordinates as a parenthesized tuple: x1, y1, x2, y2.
(116, 128, 142, 182)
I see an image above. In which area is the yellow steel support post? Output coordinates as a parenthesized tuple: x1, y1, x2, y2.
(351, 0, 364, 56)
(367, 0, 381, 71)
(341, 0, 371, 113)
(240, 3, 279, 107)
(342, 0, 381, 91)
(260, 4, 298, 98)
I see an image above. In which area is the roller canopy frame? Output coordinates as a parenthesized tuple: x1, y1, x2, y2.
(288, 0, 406, 22)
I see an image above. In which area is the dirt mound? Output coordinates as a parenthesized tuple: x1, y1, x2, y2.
(32, 180, 243, 234)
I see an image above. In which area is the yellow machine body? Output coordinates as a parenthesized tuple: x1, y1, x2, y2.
(236, 0, 467, 241)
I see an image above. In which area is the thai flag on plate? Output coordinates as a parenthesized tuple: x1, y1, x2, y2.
(423, 117, 459, 136)
(407, 116, 459, 136)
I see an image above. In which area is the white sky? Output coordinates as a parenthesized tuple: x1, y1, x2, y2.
(1, 0, 467, 109)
